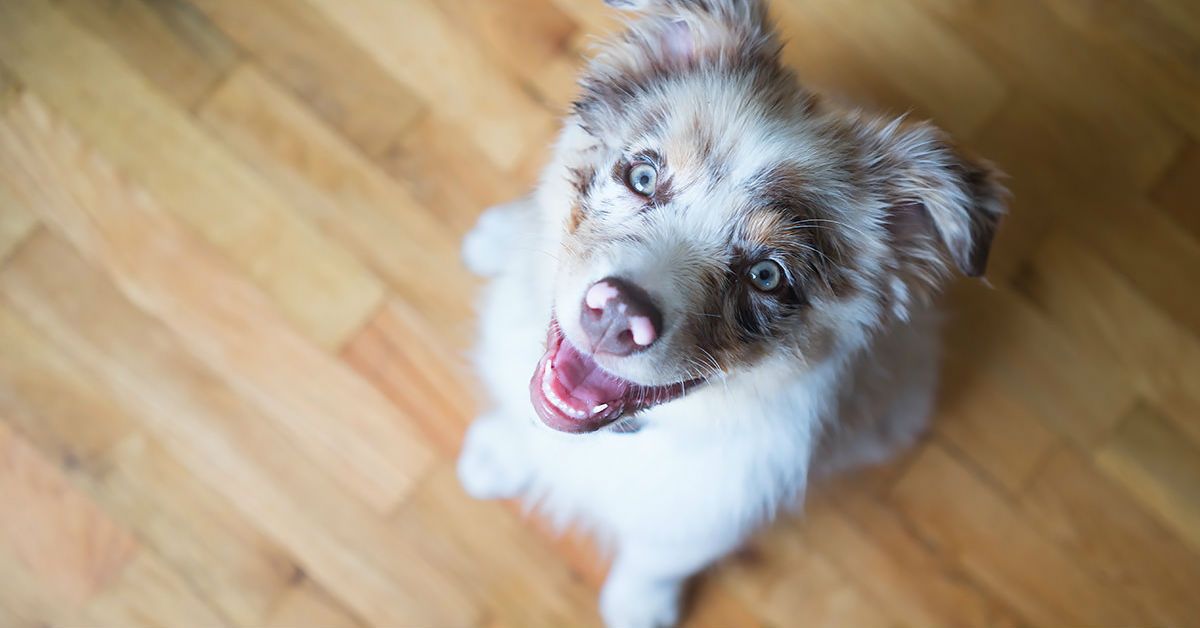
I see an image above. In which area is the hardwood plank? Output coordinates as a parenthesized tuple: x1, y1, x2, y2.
(1011, 232, 1200, 446)
(0, 0, 385, 349)
(969, 93, 1180, 205)
(0, 61, 19, 113)
(263, 576, 364, 628)
(189, 0, 424, 161)
(803, 480, 1018, 625)
(770, 1, 924, 123)
(342, 298, 478, 456)
(1044, 0, 1200, 139)
(528, 53, 587, 116)
(549, 0, 624, 48)
(1065, 200, 1200, 341)
(942, 281, 1136, 447)
(678, 579, 766, 628)
(0, 231, 480, 626)
(1022, 444, 1200, 625)
(391, 464, 603, 627)
(0, 420, 225, 626)
(1151, 141, 1200, 245)
(0, 301, 136, 469)
(308, 0, 559, 172)
(0, 421, 136, 605)
(890, 443, 1147, 625)
(53, 0, 241, 108)
(0, 299, 297, 628)
(0, 187, 36, 265)
(715, 515, 892, 626)
(197, 65, 475, 344)
(0, 64, 31, 263)
(434, 0, 579, 108)
(0, 93, 434, 512)
(1143, 0, 1200, 40)
(784, 0, 1007, 138)
(93, 433, 297, 625)
(1095, 401, 1200, 553)
(0, 546, 224, 627)
(0, 599, 22, 626)
(79, 551, 226, 627)
(375, 114, 529, 238)
(914, 0, 1183, 170)
(933, 372, 1058, 493)
(0, 546, 82, 625)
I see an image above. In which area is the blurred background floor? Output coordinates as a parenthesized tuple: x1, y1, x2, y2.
(1, 0, 1199, 625)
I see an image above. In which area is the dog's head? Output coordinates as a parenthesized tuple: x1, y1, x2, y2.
(530, 0, 1005, 432)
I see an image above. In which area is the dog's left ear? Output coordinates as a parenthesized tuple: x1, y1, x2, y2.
(603, 0, 772, 67)
(871, 119, 1006, 277)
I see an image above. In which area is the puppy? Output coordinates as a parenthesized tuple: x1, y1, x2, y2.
(456, 1, 1005, 625)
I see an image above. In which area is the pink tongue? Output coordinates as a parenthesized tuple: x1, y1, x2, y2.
(551, 340, 630, 404)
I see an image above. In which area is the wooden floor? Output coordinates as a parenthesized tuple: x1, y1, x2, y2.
(1, 0, 1199, 625)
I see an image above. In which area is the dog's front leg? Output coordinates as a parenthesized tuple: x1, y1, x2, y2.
(457, 411, 537, 500)
(601, 532, 742, 628)
(461, 196, 537, 277)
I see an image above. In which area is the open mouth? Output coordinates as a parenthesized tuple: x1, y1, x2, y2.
(530, 321, 702, 433)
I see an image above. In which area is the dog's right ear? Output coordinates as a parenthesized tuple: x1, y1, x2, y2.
(868, 118, 1007, 279)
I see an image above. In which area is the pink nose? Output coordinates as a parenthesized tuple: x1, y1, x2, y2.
(580, 278, 663, 356)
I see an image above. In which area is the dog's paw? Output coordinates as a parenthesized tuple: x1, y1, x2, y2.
(457, 415, 534, 500)
(599, 573, 682, 628)
(462, 204, 521, 277)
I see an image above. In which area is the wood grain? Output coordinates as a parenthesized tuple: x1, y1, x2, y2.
(197, 66, 474, 344)
(307, 0, 558, 172)
(1096, 402, 1200, 553)
(2, 0, 1199, 625)
(0, 188, 36, 265)
(0, 0, 385, 349)
(190, 0, 425, 162)
(0, 230, 475, 626)
(0, 94, 434, 512)
(53, 0, 242, 109)
(891, 444, 1146, 626)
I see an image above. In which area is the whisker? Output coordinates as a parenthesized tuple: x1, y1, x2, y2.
(679, 308, 722, 319)
(793, 217, 871, 240)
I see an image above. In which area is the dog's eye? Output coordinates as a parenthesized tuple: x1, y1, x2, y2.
(626, 163, 657, 197)
(747, 260, 784, 292)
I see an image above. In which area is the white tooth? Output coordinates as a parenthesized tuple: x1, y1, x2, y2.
(592, 404, 608, 413)
(540, 361, 588, 418)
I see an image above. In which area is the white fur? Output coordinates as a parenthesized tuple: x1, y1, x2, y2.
(455, 2, 1002, 625)
(458, 196, 940, 627)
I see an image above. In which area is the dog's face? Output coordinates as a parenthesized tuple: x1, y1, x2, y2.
(529, 0, 1004, 433)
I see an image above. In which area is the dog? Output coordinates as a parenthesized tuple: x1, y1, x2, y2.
(456, 0, 1005, 625)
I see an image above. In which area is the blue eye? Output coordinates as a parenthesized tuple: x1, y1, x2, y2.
(747, 260, 784, 292)
(627, 163, 657, 196)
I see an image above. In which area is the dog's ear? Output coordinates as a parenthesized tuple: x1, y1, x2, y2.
(576, 0, 780, 136)
(869, 118, 1006, 277)
(603, 0, 772, 66)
